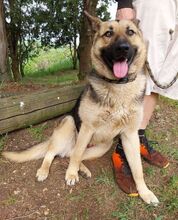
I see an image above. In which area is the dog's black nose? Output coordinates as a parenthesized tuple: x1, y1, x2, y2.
(116, 42, 130, 52)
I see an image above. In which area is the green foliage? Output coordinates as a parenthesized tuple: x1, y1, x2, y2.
(97, 0, 113, 20)
(35, 0, 81, 46)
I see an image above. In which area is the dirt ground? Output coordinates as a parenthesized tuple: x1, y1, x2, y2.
(0, 84, 178, 220)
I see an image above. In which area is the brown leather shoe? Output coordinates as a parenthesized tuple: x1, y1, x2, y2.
(112, 145, 138, 196)
(139, 134, 169, 168)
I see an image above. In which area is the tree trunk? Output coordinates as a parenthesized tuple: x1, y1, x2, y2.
(73, 36, 78, 70)
(12, 55, 21, 81)
(8, 0, 22, 81)
(78, 0, 99, 80)
(0, 0, 11, 82)
(20, 62, 25, 77)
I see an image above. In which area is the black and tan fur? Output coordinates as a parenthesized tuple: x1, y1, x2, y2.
(2, 12, 159, 205)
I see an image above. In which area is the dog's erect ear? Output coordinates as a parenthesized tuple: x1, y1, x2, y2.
(84, 10, 101, 32)
(131, 19, 140, 27)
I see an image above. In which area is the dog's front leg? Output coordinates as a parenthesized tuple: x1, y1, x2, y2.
(65, 123, 94, 186)
(121, 131, 159, 206)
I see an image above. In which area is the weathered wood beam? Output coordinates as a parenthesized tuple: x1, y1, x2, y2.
(0, 83, 84, 134)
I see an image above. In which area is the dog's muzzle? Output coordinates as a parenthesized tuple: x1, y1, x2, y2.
(101, 39, 137, 79)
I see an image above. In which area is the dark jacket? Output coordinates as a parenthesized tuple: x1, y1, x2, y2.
(116, 0, 133, 9)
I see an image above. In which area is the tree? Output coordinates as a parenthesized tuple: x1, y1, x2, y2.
(0, 0, 11, 82)
(78, 0, 99, 80)
(78, 0, 112, 80)
(4, 0, 38, 81)
(5, 0, 23, 81)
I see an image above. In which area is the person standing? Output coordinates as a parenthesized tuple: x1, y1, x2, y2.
(112, 0, 178, 195)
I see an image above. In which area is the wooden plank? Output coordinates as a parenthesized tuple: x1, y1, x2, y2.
(0, 83, 85, 134)
(0, 100, 76, 134)
(0, 84, 84, 120)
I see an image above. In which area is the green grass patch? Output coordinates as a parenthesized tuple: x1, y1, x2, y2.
(169, 175, 178, 189)
(23, 69, 78, 85)
(95, 168, 115, 186)
(68, 192, 85, 202)
(0, 134, 8, 153)
(155, 216, 164, 220)
(81, 208, 90, 220)
(160, 96, 178, 108)
(28, 124, 48, 142)
(158, 175, 178, 215)
(111, 198, 137, 219)
(25, 47, 74, 77)
(171, 125, 178, 136)
(1, 196, 17, 206)
(23, 47, 79, 85)
(144, 166, 155, 177)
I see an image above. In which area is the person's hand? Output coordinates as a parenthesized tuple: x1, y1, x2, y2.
(116, 8, 135, 20)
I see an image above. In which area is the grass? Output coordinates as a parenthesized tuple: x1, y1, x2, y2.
(68, 192, 85, 202)
(81, 208, 90, 220)
(1, 196, 17, 206)
(111, 198, 138, 219)
(160, 175, 178, 214)
(169, 175, 178, 190)
(28, 124, 48, 142)
(144, 166, 155, 176)
(160, 96, 178, 109)
(95, 168, 115, 187)
(23, 47, 79, 85)
(0, 135, 8, 153)
(25, 47, 73, 77)
(23, 69, 78, 85)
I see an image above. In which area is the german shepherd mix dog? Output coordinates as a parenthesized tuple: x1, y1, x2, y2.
(2, 12, 159, 205)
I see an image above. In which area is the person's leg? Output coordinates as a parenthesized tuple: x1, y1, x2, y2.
(139, 93, 169, 168)
(140, 93, 158, 129)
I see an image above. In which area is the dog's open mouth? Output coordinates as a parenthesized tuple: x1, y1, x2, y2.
(113, 59, 128, 78)
(101, 40, 137, 79)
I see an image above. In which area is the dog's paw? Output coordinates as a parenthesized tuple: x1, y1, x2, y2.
(65, 169, 79, 186)
(36, 168, 49, 182)
(79, 163, 91, 179)
(139, 189, 159, 206)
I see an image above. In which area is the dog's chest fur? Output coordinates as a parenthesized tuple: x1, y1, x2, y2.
(78, 74, 145, 142)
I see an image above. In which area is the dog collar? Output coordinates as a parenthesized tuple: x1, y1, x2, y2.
(90, 69, 136, 84)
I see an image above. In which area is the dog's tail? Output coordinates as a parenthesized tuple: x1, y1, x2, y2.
(2, 140, 49, 163)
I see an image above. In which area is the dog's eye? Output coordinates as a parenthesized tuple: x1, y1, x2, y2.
(126, 29, 135, 36)
(104, 31, 113, 38)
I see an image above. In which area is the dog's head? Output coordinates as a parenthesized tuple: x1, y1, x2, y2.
(85, 11, 146, 80)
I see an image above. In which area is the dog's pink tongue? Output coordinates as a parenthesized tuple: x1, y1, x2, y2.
(113, 61, 128, 78)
